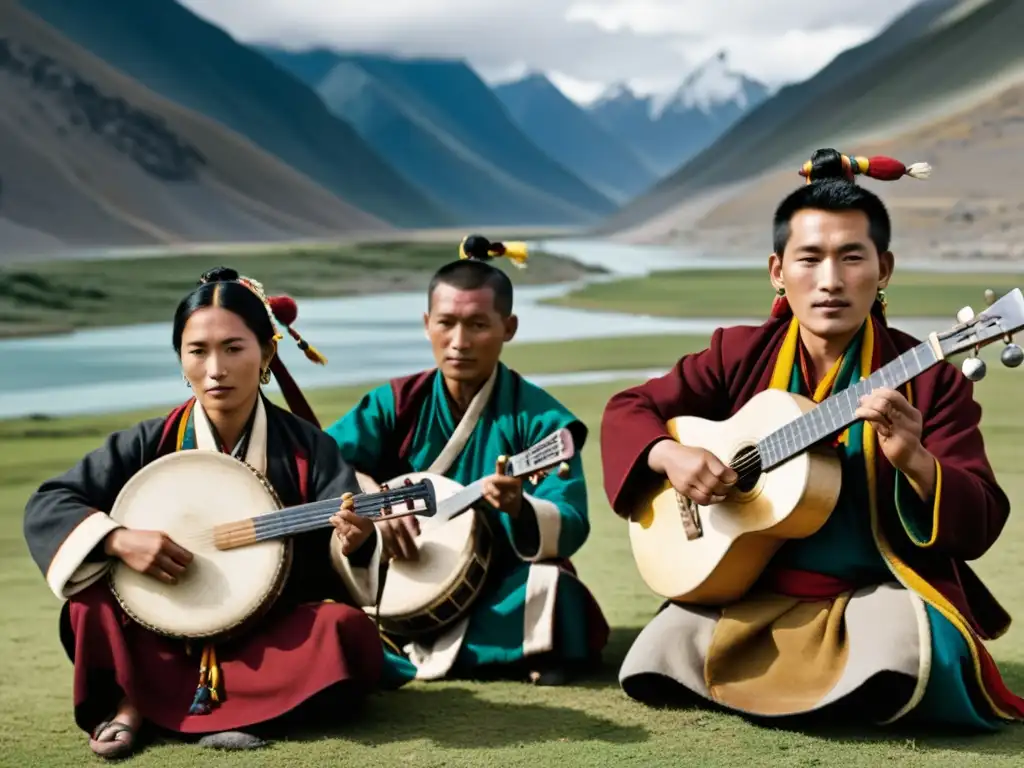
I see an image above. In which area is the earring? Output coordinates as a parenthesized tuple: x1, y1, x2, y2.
(182, 374, 191, 389)
(877, 289, 887, 303)
(776, 287, 786, 296)
(260, 368, 271, 385)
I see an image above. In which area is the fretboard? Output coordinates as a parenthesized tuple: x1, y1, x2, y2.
(250, 481, 433, 542)
(756, 340, 939, 470)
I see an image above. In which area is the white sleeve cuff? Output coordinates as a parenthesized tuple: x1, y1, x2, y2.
(330, 529, 383, 608)
(513, 493, 563, 562)
(46, 511, 120, 599)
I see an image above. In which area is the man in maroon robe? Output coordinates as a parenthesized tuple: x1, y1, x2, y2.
(600, 154, 1024, 729)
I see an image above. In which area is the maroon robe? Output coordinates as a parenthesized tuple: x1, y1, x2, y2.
(600, 315, 1012, 643)
(24, 396, 384, 736)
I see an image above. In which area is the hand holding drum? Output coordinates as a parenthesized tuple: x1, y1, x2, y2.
(103, 529, 194, 585)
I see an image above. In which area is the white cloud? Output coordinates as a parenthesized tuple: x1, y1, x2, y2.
(180, 0, 923, 100)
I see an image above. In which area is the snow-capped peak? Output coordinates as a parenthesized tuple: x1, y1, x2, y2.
(592, 81, 640, 107)
(650, 50, 762, 119)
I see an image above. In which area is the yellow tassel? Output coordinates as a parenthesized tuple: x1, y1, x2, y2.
(303, 343, 327, 365)
(459, 235, 528, 269)
(209, 645, 221, 702)
(497, 241, 528, 269)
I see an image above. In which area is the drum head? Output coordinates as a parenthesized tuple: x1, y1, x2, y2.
(383, 471, 466, 532)
(378, 509, 477, 616)
(108, 450, 287, 638)
(374, 472, 477, 617)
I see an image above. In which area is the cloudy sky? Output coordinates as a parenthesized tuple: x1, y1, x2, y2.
(180, 0, 924, 103)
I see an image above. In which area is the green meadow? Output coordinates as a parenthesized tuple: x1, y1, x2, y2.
(2, 329, 1023, 767)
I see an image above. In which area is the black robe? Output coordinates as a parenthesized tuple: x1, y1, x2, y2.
(22, 395, 384, 736)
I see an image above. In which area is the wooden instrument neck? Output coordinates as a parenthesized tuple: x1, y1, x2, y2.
(755, 340, 939, 473)
(212, 480, 436, 550)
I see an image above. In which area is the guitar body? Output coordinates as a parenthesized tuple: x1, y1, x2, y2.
(628, 389, 842, 605)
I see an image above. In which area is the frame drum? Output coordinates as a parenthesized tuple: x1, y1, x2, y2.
(371, 472, 494, 637)
(107, 450, 291, 640)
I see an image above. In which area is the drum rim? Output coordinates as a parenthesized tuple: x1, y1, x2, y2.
(374, 471, 473, 612)
(107, 450, 292, 640)
(374, 513, 495, 635)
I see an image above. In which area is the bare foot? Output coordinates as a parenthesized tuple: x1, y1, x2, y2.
(89, 699, 142, 759)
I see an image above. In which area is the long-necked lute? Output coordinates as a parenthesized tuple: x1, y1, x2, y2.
(107, 449, 436, 640)
(359, 428, 576, 637)
(627, 288, 1024, 605)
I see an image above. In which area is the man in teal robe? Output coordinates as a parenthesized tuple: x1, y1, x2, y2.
(325, 236, 609, 687)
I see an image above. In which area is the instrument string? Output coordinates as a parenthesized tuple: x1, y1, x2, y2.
(137, 449, 572, 550)
(159, 485, 433, 547)
(239, 451, 571, 544)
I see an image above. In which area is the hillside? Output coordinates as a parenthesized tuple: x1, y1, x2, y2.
(597, 0, 1012, 237)
(684, 75, 1024, 263)
(493, 73, 658, 202)
(19, 0, 452, 228)
(0, 2, 391, 253)
(588, 51, 769, 175)
(261, 47, 618, 226)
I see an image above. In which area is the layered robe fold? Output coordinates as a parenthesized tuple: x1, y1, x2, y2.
(601, 313, 1024, 728)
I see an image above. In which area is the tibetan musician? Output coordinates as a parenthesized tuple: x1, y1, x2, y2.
(24, 268, 386, 759)
(601, 152, 1024, 729)
(325, 235, 609, 687)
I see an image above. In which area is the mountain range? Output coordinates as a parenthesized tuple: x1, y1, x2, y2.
(2, 0, 1022, 258)
(599, 0, 1024, 258)
(588, 51, 771, 175)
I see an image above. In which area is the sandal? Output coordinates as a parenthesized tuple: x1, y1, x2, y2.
(89, 719, 137, 760)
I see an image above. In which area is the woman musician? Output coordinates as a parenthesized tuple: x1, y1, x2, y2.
(23, 267, 381, 759)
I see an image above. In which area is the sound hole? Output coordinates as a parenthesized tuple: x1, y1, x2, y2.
(730, 446, 762, 493)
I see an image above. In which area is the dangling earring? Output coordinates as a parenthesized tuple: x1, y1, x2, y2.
(260, 368, 271, 385)
(182, 374, 191, 389)
(875, 289, 888, 320)
(770, 286, 789, 319)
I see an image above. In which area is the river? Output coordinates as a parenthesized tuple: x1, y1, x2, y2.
(1, 239, 1020, 419)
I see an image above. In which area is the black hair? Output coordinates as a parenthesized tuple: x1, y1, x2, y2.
(772, 178, 892, 256)
(427, 260, 514, 318)
(805, 148, 848, 183)
(171, 266, 277, 354)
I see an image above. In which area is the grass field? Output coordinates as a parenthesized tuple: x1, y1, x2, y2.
(1, 333, 1023, 767)
(545, 268, 1024, 318)
(0, 241, 600, 339)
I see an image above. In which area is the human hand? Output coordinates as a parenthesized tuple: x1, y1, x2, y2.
(329, 492, 376, 556)
(103, 528, 193, 584)
(855, 388, 925, 472)
(647, 440, 737, 506)
(482, 455, 524, 518)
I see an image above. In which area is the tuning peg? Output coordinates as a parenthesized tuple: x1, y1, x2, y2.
(984, 289, 997, 305)
(956, 306, 975, 324)
(962, 355, 987, 381)
(1001, 343, 1024, 368)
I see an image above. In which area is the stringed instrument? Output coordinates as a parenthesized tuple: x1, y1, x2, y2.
(361, 428, 575, 637)
(107, 449, 436, 640)
(628, 288, 1024, 605)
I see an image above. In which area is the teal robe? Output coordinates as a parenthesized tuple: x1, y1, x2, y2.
(775, 325, 1001, 730)
(325, 363, 608, 686)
